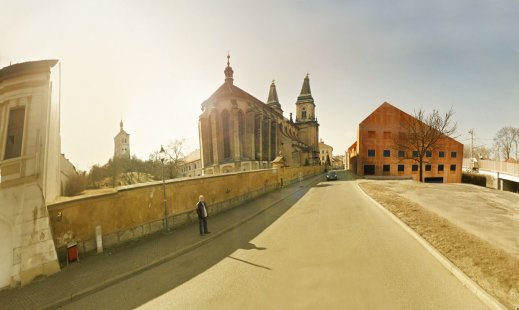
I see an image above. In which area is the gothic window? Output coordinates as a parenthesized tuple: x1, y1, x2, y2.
(302, 107, 307, 119)
(262, 118, 269, 161)
(4, 107, 25, 160)
(254, 114, 261, 160)
(238, 110, 245, 158)
(270, 121, 276, 160)
(208, 115, 214, 164)
(222, 110, 231, 159)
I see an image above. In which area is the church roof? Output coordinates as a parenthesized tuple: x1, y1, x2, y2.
(203, 80, 265, 107)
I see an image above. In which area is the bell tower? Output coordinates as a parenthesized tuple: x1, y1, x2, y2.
(295, 73, 315, 122)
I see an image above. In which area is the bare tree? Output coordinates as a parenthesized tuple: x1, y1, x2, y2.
(514, 128, 519, 160)
(394, 108, 457, 182)
(149, 139, 186, 179)
(494, 126, 516, 161)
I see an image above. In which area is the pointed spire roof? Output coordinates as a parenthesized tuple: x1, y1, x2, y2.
(224, 52, 234, 84)
(266, 80, 283, 114)
(297, 73, 314, 102)
(267, 80, 279, 104)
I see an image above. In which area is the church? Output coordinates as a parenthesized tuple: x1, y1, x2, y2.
(198, 55, 320, 175)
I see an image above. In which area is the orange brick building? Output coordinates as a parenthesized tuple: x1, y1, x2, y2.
(347, 102, 463, 183)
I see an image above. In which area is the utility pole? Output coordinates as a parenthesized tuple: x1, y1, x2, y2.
(468, 129, 474, 170)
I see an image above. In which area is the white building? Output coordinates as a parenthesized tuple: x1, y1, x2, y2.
(180, 149, 202, 178)
(114, 120, 130, 158)
(0, 60, 62, 288)
(318, 139, 333, 166)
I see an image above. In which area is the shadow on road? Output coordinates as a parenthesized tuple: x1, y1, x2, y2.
(228, 256, 272, 270)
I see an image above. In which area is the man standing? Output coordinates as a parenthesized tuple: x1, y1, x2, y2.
(196, 195, 210, 236)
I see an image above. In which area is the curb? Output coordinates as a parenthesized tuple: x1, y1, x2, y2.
(42, 174, 323, 309)
(357, 183, 507, 310)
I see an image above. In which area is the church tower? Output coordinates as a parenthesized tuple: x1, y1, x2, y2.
(295, 73, 315, 122)
(294, 74, 319, 164)
(114, 120, 130, 158)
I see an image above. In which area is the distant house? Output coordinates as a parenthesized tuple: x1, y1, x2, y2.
(318, 139, 333, 166)
(179, 149, 202, 178)
(332, 155, 344, 170)
(347, 102, 463, 183)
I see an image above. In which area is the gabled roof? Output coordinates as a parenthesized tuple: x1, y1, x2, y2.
(202, 81, 264, 107)
(359, 101, 462, 146)
(359, 101, 413, 125)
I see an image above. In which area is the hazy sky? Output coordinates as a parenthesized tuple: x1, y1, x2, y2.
(2, 0, 518, 170)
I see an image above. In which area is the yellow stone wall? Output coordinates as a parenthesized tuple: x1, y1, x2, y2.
(48, 166, 323, 257)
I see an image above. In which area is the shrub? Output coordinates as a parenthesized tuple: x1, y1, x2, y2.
(65, 173, 87, 196)
(462, 173, 486, 187)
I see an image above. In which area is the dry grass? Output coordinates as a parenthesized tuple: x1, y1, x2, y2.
(359, 182, 519, 309)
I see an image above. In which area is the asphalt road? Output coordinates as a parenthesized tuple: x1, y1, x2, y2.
(63, 171, 488, 309)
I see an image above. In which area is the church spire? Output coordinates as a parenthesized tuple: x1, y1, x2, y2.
(267, 80, 283, 114)
(120, 120, 124, 130)
(298, 73, 313, 101)
(267, 80, 279, 104)
(224, 52, 234, 84)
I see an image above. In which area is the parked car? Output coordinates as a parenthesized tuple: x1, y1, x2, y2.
(326, 171, 338, 181)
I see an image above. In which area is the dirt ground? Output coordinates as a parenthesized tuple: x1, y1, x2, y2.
(359, 180, 519, 309)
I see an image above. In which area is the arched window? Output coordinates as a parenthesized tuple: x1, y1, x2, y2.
(238, 110, 245, 158)
(302, 107, 307, 119)
(270, 121, 276, 160)
(254, 114, 261, 160)
(222, 110, 231, 159)
(262, 118, 269, 161)
(208, 114, 214, 164)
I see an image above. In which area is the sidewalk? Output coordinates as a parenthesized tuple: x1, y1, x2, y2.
(0, 173, 324, 310)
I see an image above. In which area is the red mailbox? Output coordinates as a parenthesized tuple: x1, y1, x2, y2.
(67, 241, 79, 264)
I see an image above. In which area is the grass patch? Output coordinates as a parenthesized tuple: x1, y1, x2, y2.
(359, 182, 519, 309)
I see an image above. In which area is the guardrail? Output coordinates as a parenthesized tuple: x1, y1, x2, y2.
(463, 158, 519, 176)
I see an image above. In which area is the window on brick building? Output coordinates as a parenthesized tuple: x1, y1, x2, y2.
(364, 165, 375, 175)
(450, 164, 456, 171)
(426, 151, 432, 158)
(412, 165, 418, 172)
(383, 150, 390, 157)
(438, 164, 444, 172)
(398, 150, 405, 158)
(412, 151, 419, 157)
(425, 164, 431, 171)
(368, 131, 376, 138)
(451, 151, 457, 158)
(398, 164, 404, 172)
(383, 164, 390, 172)
(439, 151, 445, 158)
(368, 149, 375, 157)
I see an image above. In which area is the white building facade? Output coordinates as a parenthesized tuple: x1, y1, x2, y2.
(0, 60, 62, 288)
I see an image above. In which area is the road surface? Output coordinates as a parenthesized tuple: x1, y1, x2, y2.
(64, 171, 488, 309)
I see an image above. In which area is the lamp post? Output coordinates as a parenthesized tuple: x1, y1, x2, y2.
(159, 145, 170, 231)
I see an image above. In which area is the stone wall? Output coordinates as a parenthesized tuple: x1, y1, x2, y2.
(47, 166, 323, 260)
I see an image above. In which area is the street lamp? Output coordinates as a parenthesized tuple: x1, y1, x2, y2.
(159, 145, 170, 231)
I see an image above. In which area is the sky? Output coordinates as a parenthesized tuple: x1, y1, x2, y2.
(1, 0, 518, 170)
